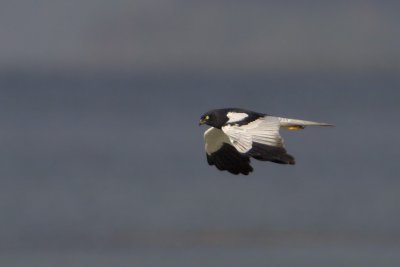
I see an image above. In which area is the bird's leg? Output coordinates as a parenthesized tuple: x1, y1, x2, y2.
(286, 125, 305, 131)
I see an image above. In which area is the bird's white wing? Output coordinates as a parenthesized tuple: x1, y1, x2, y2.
(222, 116, 283, 153)
(203, 127, 231, 155)
(226, 112, 249, 123)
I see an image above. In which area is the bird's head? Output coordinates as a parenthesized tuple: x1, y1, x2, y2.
(199, 113, 211, 126)
(199, 109, 229, 128)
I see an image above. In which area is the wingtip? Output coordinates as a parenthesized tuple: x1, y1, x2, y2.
(308, 122, 335, 127)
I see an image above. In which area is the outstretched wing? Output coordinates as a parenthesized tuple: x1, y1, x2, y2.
(222, 116, 283, 153)
(204, 127, 253, 175)
(222, 116, 295, 165)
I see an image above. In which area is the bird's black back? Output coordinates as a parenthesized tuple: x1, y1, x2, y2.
(203, 108, 266, 128)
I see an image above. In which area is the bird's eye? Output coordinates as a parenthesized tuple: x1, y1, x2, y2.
(205, 115, 210, 120)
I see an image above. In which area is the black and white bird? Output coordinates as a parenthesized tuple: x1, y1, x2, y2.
(199, 108, 333, 175)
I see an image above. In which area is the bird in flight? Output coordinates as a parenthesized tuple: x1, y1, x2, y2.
(199, 108, 333, 175)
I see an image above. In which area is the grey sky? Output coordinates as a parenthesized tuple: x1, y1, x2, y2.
(1, 2, 400, 266)
(1, 1, 400, 72)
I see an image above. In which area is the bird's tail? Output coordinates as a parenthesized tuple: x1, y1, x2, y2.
(278, 117, 334, 130)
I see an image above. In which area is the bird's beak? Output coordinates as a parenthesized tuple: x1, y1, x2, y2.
(199, 118, 206, 126)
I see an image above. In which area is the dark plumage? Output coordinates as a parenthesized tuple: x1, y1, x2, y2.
(200, 108, 264, 128)
(207, 143, 253, 175)
(200, 108, 332, 175)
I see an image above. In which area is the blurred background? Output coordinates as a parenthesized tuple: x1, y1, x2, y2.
(1, 1, 400, 266)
